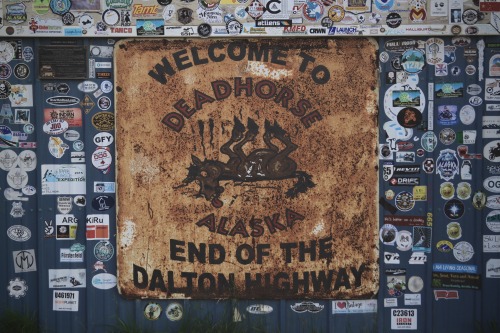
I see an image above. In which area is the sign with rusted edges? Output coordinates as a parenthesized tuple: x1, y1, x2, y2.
(115, 38, 379, 299)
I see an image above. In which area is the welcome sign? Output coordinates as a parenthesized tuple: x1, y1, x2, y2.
(115, 38, 379, 299)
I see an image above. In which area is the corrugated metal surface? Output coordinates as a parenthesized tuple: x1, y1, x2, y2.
(1, 36, 499, 333)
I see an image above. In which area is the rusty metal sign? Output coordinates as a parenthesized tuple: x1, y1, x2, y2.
(115, 38, 379, 299)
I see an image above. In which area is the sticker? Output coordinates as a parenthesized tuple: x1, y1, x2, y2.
(412, 226, 431, 252)
(44, 108, 82, 127)
(43, 119, 68, 135)
(421, 131, 437, 152)
(93, 132, 114, 147)
(435, 82, 463, 98)
(74, 195, 86, 207)
(48, 137, 69, 158)
(395, 191, 415, 211)
(437, 105, 457, 125)
(396, 152, 415, 163)
(92, 112, 114, 131)
(458, 130, 476, 144)
(453, 241, 474, 261)
(91, 195, 115, 211)
(426, 38, 444, 64)
(13, 64, 29, 80)
(484, 176, 500, 193)
(484, 235, 500, 253)
(486, 210, 500, 232)
(469, 96, 483, 106)
(13, 249, 36, 273)
(64, 130, 80, 141)
(57, 196, 73, 214)
(436, 149, 459, 181)
(447, 221, 462, 240)
(397, 107, 422, 128)
(401, 49, 425, 74)
(8, 278, 28, 299)
(484, 140, 500, 162)
(439, 128, 456, 145)
(53, 290, 79, 312)
(396, 230, 413, 251)
(98, 96, 111, 110)
(49, 269, 86, 288)
(407, 276, 423, 293)
(166, 302, 183, 321)
(391, 309, 417, 329)
(56, 214, 78, 240)
(444, 199, 465, 219)
(78, 81, 98, 93)
(472, 190, 486, 210)
(246, 304, 273, 314)
(436, 240, 453, 253)
(60, 248, 84, 263)
(456, 182, 471, 200)
(92, 273, 117, 290)
(41, 164, 86, 195)
(15, 109, 30, 124)
(94, 181, 115, 193)
(7, 167, 29, 189)
(439, 182, 454, 199)
(144, 302, 162, 320)
(290, 301, 324, 313)
(94, 240, 114, 261)
(331, 300, 377, 314)
(386, 269, 406, 297)
(485, 78, 500, 101)
(7, 225, 31, 242)
(384, 252, 400, 264)
(86, 214, 110, 240)
(434, 290, 459, 300)
(73, 140, 84, 151)
(0, 149, 18, 171)
(10, 201, 25, 218)
(92, 147, 112, 173)
(486, 259, 500, 278)
(380, 224, 398, 245)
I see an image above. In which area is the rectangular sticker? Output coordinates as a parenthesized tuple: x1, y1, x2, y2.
(391, 308, 417, 330)
(49, 269, 86, 288)
(431, 272, 481, 289)
(482, 116, 500, 138)
(12, 249, 37, 273)
(332, 300, 377, 314)
(56, 214, 78, 240)
(435, 82, 464, 98)
(86, 214, 110, 240)
(484, 234, 500, 252)
(53, 290, 79, 311)
(41, 164, 86, 195)
(60, 248, 84, 263)
(44, 108, 83, 127)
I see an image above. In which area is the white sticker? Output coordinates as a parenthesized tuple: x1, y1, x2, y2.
(332, 300, 377, 314)
(13, 249, 37, 273)
(60, 248, 84, 263)
(53, 290, 79, 312)
(391, 308, 417, 330)
(404, 294, 421, 306)
(56, 214, 78, 240)
(92, 273, 117, 289)
(93, 132, 114, 147)
(49, 269, 86, 288)
(486, 259, 500, 278)
(484, 235, 500, 252)
(41, 164, 86, 195)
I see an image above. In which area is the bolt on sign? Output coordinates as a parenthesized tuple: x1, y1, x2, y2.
(115, 38, 379, 299)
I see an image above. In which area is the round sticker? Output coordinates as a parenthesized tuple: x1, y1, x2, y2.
(397, 107, 422, 128)
(421, 131, 437, 152)
(92, 147, 112, 170)
(166, 303, 183, 321)
(102, 9, 120, 26)
(144, 303, 162, 320)
(440, 182, 455, 199)
(94, 240, 114, 261)
(17, 150, 36, 171)
(456, 182, 471, 200)
(439, 128, 456, 145)
(101, 81, 113, 93)
(0, 64, 12, 79)
(444, 199, 465, 219)
(484, 140, 500, 162)
(98, 96, 111, 110)
(24, 123, 35, 134)
(14, 63, 29, 79)
(472, 190, 486, 210)
(380, 224, 398, 245)
(447, 221, 462, 240)
(396, 230, 412, 251)
(395, 191, 415, 211)
(407, 276, 423, 293)
(43, 119, 68, 135)
(386, 12, 402, 28)
(469, 96, 482, 106)
(22, 185, 36, 196)
(453, 241, 474, 262)
(7, 167, 29, 189)
(73, 140, 84, 151)
(64, 130, 80, 141)
(0, 149, 18, 171)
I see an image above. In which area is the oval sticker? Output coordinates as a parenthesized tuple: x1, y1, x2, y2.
(246, 304, 273, 314)
(78, 81, 98, 92)
(92, 112, 114, 131)
(43, 119, 68, 135)
(91, 273, 117, 290)
(7, 225, 31, 242)
(484, 176, 500, 193)
(46, 96, 80, 106)
(484, 140, 500, 162)
(486, 195, 500, 209)
(93, 132, 114, 147)
(92, 195, 115, 211)
(22, 185, 36, 196)
(64, 130, 80, 141)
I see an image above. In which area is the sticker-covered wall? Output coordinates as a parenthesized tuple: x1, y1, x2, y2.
(0, 35, 500, 332)
(0, 0, 499, 37)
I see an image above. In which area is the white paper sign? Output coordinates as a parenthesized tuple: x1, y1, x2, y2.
(41, 164, 86, 195)
(53, 290, 79, 311)
(391, 308, 417, 330)
(483, 235, 500, 252)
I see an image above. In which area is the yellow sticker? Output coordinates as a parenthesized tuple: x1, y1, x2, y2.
(413, 185, 427, 201)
